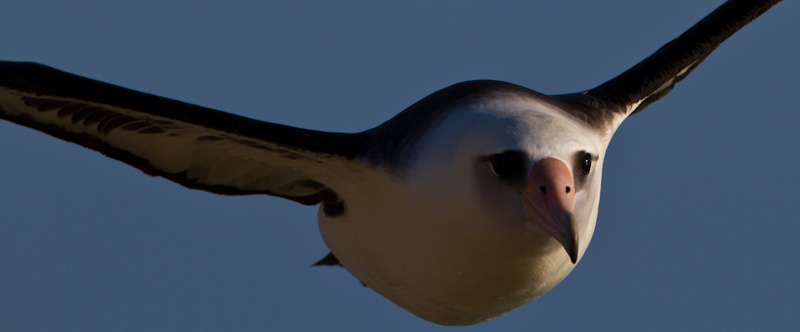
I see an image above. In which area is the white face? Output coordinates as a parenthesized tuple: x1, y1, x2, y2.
(406, 95, 606, 262)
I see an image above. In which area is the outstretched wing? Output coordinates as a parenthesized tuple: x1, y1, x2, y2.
(553, 0, 782, 132)
(0, 61, 365, 207)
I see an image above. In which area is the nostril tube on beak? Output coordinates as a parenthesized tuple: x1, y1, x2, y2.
(565, 186, 571, 193)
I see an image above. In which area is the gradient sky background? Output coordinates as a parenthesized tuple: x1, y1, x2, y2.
(1, 1, 798, 331)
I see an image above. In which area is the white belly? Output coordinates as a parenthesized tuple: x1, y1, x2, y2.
(317, 181, 582, 325)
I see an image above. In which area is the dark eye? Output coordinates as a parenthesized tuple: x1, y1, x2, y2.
(580, 153, 592, 175)
(491, 151, 527, 179)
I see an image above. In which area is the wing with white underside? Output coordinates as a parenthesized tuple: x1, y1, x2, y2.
(0, 62, 364, 209)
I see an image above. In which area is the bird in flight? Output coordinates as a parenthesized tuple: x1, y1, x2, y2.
(0, 0, 782, 326)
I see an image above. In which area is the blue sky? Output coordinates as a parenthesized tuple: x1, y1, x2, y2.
(1, 1, 798, 331)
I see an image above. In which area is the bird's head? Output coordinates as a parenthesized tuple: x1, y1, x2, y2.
(406, 88, 606, 266)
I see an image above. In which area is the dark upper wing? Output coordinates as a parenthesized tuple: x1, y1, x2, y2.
(0, 61, 367, 205)
(552, 0, 782, 132)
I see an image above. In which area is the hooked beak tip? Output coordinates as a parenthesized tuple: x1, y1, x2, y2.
(562, 213, 579, 264)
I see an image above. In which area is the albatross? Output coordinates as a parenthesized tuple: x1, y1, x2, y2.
(0, 0, 783, 326)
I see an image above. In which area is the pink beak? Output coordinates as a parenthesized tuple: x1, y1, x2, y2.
(522, 158, 579, 263)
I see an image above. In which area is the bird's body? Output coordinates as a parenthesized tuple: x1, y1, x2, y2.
(0, 0, 785, 326)
(320, 83, 606, 324)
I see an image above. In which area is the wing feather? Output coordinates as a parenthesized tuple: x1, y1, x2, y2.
(553, 0, 782, 132)
(0, 62, 366, 205)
